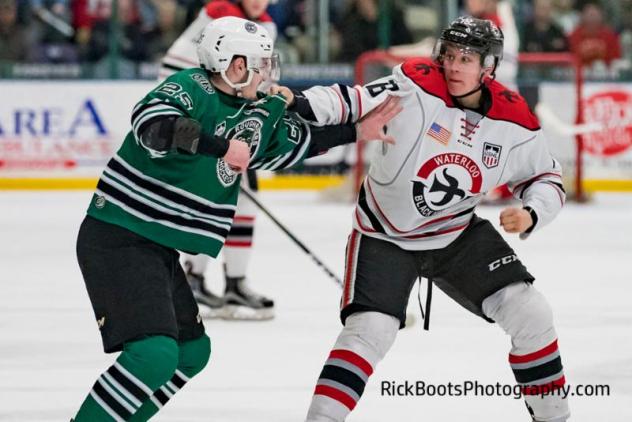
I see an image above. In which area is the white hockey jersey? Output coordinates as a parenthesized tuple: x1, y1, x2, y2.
(302, 58, 565, 250)
(159, 0, 277, 80)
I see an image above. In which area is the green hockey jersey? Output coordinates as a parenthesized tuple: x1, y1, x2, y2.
(86, 68, 311, 257)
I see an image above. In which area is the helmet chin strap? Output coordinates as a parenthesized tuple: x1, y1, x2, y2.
(220, 69, 255, 96)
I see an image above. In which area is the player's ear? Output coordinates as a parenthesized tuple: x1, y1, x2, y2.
(482, 65, 494, 80)
(229, 56, 247, 79)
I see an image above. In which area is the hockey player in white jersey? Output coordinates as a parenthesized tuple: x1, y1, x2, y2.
(159, 0, 278, 320)
(283, 16, 569, 422)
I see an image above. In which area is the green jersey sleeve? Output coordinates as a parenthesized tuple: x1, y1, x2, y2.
(129, 70, 218, 158)
(248, 114, 311, 170)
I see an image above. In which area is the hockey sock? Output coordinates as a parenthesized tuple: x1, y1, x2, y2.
(223, 215, 255, 278)
(223, 191, 257, 278)
(74, 335, 178, 421)
(306, 312, 399, 422)
(483, 282, 570, 422)
(183, 253, 211, 276)
(129, 334, 211, 421)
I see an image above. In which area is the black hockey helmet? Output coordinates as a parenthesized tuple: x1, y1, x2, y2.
(432, 16, 504, 77)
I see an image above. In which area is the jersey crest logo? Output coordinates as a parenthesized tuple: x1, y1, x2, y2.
(215, 121, 226, 136)
(412, 153, 482, 216)
(482, 142, 502, 168)
(217, 118, 263, 187)
(95, 195, 106, 209)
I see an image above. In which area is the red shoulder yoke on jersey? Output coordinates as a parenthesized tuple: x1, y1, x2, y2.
(401, 57, 540, 131)
(401, 58, 455, 107)
(205, 0, 273, 23)
(485, 80, 540, 131)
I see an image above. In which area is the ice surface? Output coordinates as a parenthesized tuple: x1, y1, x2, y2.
(1, 191, 631, 421)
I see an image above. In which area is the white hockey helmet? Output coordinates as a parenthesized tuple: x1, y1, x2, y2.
(197, 16, 279, 91)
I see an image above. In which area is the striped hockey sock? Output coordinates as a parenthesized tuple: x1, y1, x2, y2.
(223, 215, 255, 278)
(313, 349, 373, 414)
(86, 361, 155, 421)
(510, 339, 565, 395)
(510, 339, 570, 421)
(306, 312, 399, 422)
(130, 334, 211, 421)
(127, 370, 190, 421)
(74, 336, 178, 421)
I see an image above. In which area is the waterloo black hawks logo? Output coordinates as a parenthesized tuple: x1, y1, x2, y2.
(412, 153, 482, 217)
(217, 118, 263, 187)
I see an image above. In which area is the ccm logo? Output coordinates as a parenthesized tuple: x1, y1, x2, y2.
(488, 254, 518, 271)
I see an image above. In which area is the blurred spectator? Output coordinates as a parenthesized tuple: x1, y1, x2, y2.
(151, 0, 183, 54)
(71, 0, 162, 62)
(551, 0, 580, 34)
(521, 0, 568, 52)
(0, 0, 31, 61)
(29, 0, 78, 62)
(178, 0, 205, 27)
(620, 1, 632, 63)
(568, 1, 621, 65)
(278, 0, 342, 62)
(336, 0, 412, 62)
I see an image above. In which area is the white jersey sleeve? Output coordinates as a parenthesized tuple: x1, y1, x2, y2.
(505, 130, 566, 238)
(301, 68, 412, 126)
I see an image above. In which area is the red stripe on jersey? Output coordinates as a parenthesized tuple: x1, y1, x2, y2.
(522, 375, 566, 396)
(329, 349, 374, 376)
(224, 241, 252, 248)
(314, 385, 357, 410)
(354, 208, 376, 233)
(353, 86, 363, 118)
(342, 231, 359, 307)
(233, 216, 256, 223)
(509, 340, 559, 364)
(513, 172, 562, 193)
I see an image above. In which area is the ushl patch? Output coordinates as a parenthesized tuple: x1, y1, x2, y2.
(427, 122, 451, 145)
(482, 142, 502, 168)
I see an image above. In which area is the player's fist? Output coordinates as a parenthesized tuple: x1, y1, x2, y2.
(356, 96, 403, 144)
(268, 85, 294, 106)
(499, 207, 533, 234)
(224, 139, 250, 173)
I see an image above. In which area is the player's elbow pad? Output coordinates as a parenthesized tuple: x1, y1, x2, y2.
(139, 116, 230, 157)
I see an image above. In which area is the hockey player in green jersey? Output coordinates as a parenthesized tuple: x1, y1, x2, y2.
(72, 16, 401, 421)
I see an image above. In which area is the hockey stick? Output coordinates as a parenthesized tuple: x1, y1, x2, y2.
(535, 103, 603, 136)
(241, 187, 343, 287)
(241, 187, 418, 328)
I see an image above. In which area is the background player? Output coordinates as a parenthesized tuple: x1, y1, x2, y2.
(160, 0, 277, 320)
(285, 17, 570, 422)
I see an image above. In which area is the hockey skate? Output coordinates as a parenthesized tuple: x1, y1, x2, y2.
(184, 264, 226, 319)
(222, 272, 275, 321)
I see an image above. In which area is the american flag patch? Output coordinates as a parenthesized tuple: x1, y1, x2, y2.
(427, 122, 451, 145)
